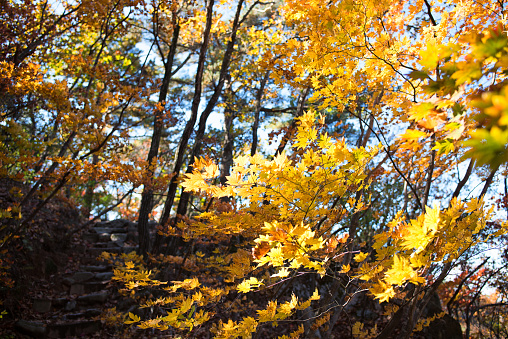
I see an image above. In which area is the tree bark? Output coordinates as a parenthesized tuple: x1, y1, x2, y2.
(83, 153, 99, 218)
(137, 10, 180, 257)
(171, 0, 245, 220)
(219, 76, 235, 191)
(155, 0, 216, 234)
(273, 87, 309, 157)
(251, 71, 269, 156)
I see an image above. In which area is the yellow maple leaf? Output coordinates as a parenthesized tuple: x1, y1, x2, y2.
(237, 277, 263, 293)
(125, 312, 140, 325)
(257, 300, 278, 322)
(309, 288, 320, 301)
(398, 129, 428, 143)
(271, 267, 291, 278)
(278, 294, 298, 315)
(369, 280, 395, 303)
(384, 255, 425, 286)
(401, 219, 433, 253)
(340, 264, 350, 273)
(354, 251, 369, 262)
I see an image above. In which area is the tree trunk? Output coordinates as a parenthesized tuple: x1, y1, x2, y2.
(83, 153, 99, 218)
(168, 0, 245, 221)
(218, 76, 236, 203)
(137, 11, 180, 257)
(251, 71, 269, 156)
(152, 0, 216, 255)
(273, 87, 309, 157)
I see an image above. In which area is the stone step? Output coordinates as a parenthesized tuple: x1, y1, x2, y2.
(63, 308, 102, 320)
(88, 247, 123, 257)
(15, 320, 46, 337)
(111, 233, 128, 242)
(93, 227, 128, 234)
(47, 320, 101, 338)
(32, 298, 52, 313)
(95, 219, 136, 229)
(77, 291, 108, 304)
(123, 245, 138, 254)
(67, 271, 114, 285)
(72, 271, 95, 283)
(95, 271, 114, 281)
(94, 241, 122, 248)
(70, 281, 109, 295)
(82, 233, 99, 243)
(80, 264, 112, 272)
(32, 297, 69, 313)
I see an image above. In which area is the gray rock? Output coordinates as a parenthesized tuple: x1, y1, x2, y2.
(65, 300, 77, 311)
(15, 320, 47, 337)
(77, 291, 108, 304)
(33, 298, 52, 313)
(72, 271, 94, 283)
(70, 284, 85, 295)
(95, 272, 114, 281)
(110, 233, 127, 242)
(64, 308, 102, 320)
(82, 233, 99, 242)
(80, 265, 111, 272)
(62, 277, 75, 286)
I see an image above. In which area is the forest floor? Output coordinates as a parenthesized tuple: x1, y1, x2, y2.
(0, 179, 140, 338)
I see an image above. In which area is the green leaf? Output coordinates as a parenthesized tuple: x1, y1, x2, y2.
(475, 35, 508, 58)
(462, 127, 508, 167)
(452, 63, 482, 85)
(408, 70, 429, 80)
(432, 139, 455, 155)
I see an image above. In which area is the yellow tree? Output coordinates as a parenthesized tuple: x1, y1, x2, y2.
(0, 0, 153, 247)
(72, 0, 508, 337)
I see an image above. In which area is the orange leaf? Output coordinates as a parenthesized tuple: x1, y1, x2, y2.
(252, 241, 271, 260)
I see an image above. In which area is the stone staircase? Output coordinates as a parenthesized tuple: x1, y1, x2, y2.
(15, 219, 140, 338)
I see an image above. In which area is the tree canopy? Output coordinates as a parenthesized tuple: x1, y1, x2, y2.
(2, 0, 508, 337)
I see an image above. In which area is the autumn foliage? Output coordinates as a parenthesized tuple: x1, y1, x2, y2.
(2, 0, 508, 337)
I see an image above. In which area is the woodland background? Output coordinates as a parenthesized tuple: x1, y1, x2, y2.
(1, 0, 508, 337)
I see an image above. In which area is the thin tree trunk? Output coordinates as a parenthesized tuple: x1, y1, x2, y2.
(171, 0, 245, 220)
(83, 153, 99, 218)
(273, 87, 309, 157)
(505, 177, 508, 219)
(422, 133, 436, 208)
(219, 76, 235, 191)
(451, 158, 475, 199)
(251, 71, 269, 156)
(479, 165, 499, 198)
(137, 10, 181, 257)
(155, 0, 216, 235)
